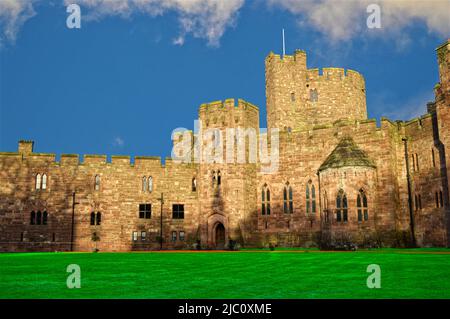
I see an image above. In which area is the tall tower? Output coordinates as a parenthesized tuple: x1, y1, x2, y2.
(265, 50, 368, 132)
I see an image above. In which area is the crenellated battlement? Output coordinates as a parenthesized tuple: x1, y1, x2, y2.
(199, 98, 258, 113)
(306, 68, 365, 88)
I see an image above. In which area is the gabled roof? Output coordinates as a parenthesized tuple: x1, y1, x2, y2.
(318, 136, 376, 172)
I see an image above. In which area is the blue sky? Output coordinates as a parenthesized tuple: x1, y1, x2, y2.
(0, 0, 449, 160)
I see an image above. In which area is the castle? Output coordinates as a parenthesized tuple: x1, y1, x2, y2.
(1, 40, 449, 252)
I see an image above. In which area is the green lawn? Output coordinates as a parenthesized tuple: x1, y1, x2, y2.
(0, 249, 449, 298)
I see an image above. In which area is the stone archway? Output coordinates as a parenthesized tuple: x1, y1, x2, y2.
(214, 222, 226, 249)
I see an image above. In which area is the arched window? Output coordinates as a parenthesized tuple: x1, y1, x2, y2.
(142, 176, 147, 192)
(148, 176, 153, 192)
(42, 211, 48, 225)
(310, 89, 318, 102)
(192, 177, 197, 192)
(306, 184, 310, 214)
(30, 211, 36, 225)
(283, 182, 293, 214)
(217, 170, 221, 186)
(311, 185, 316, 213)
(96, 212, 102, 226)
(288, 185, 293, 213)
(36, 174, 41, 190)
(90, 212, 96, 225)
(90, 212, 101, 225)
(323, 192, 329, 222)
(94, 175, 100, 191)
(261, 184, 270, 215)
(336, 190, 348, 222)
(42, 174, 47, 190)
(212, 170, 216, 185)
(357, 189, 368, 222)
(36, 211, 42, 225)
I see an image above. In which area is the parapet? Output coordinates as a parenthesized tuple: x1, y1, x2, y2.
(199, 98, 259, 112)
(306, 67, 365, 87)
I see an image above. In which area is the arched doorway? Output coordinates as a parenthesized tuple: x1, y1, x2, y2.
(214, 223, 226, 249)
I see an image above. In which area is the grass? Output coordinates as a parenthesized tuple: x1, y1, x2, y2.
(0, 249, 449, 299)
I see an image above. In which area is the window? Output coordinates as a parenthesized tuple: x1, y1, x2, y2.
(283, 182, 293, 214)
(323, 192, 329, 222)
(179, 231, 185, 241)
(36, 174, 41, 190)
(139, 204, 152, 219)
(357, 189, 368, 222)
(42, 174, 47, 190)
(36, 211, 42, 225)
(148, 176, 153, 192)
(306, 180, 316, 214)
(52, 233, 56, 242)
(217, 171, 221, 186)
(142, 176, 147, 192)
(261, 184, 270, 215)
(310, 89, 318, 102)
(192, 177, 197, 192)
(212, 170, 216, 185)
(172, 204, 184, 219)
(90, 212, 101, 225)
(132, 231, 138, 241)
(42, 211, 48, 225)
(20, 233, 24, 242)
(432, 149, 436, 168)
(94, 175, 100, 191)
(291, 92, 295, 102)
(416, 154, 419, 171)
(30, 211, 36, 225)
(172, 231, 177, 242)
(141, 231, 146, 241)
(336, 190, 348, 222)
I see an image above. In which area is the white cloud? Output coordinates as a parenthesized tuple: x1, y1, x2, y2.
(0, 0, 37, 46)
(269, 0, 450, 43)
(65, 0, 245, 46)
(113, 136, 125, 147)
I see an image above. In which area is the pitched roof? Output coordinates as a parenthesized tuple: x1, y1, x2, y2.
(318, 136, 376, 172)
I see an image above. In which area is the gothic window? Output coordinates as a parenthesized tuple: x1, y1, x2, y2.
(212, 170, 216, 185)
(172, 204, 184, 219)
(90, 212, 95, 225)
(336, 190, 348, 222)
(310, 89, 318, 102)
(30, 211, 36, 225)
(432, 149, 436, 168)
(311, 185, 316, 213)
(94, 175, 100, 191)
(42, 174, 47, 190)
(217, 171, 221, 186)
(42, 211, 48, 225)
(142, 176, 147, 192)
(139, 204, 151, 219)
(357, 189, 368, 222)
(192, 177, 197, 192)
(323, 192, 329, 223)
(96, 212, 101, 225)
(306, 180, 316, 214)
(261, 184, 271, 215)
(306, 184, 310, 214)
(148, 176, 153, 192)
(36, 174, 41, 190)
(36, 211, 42, 225)
(283, 182, 293, 214)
